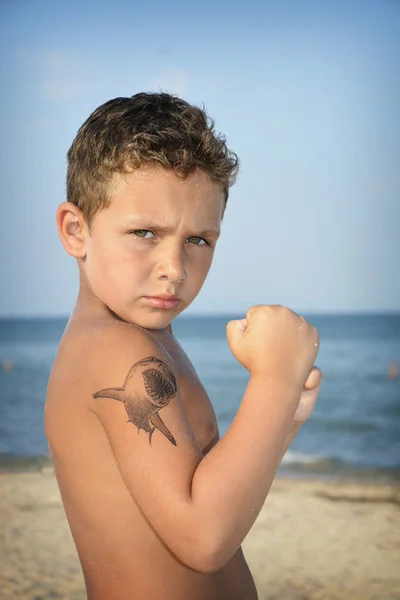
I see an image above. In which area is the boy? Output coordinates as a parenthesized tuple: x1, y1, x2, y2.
(45, 92, 322, 600)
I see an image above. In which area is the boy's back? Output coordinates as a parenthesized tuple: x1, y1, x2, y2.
(46, 315, 257, 599)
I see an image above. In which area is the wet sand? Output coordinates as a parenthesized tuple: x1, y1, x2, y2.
(0, 470, 399, 599)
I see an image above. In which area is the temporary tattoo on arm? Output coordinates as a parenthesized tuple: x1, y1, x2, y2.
(93, 357, 177, 446)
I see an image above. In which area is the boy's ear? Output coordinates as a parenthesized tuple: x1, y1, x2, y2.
(56, 202, 89, 258)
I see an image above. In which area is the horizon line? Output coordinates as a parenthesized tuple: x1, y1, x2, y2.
(0, 309, 399, 320)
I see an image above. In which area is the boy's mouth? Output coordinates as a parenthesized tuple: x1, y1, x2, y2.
(144, 295, 180, 311)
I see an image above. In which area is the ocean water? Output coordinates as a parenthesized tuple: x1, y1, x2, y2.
(0, 314, 399, 482)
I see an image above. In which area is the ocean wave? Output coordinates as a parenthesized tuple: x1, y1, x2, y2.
(279, 451, 400, 483)
(0, 453, 52, 473)
(281, 450, 323, 465)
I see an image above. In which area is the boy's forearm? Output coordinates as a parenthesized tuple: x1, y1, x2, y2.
(280, 421, 303, 462)
(189, 374, 302, 568)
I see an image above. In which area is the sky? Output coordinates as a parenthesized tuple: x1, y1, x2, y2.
(1, 0, 399, 317)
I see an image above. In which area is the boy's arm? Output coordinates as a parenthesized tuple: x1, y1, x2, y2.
(91, 307, 318, 573)
(280, 421, 303, 461)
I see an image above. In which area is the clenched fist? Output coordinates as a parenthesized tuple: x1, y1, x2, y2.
(226, 305, 320, 390)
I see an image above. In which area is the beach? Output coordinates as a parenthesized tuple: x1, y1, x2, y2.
(0, 470, 399, 600)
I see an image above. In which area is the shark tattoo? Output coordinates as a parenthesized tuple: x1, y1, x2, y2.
(93, 356, 177, 446)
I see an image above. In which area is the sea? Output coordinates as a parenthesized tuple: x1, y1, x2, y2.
(0, 314, 399, 483)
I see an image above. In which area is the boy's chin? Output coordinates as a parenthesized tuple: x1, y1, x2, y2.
(111, 306, 184, 330)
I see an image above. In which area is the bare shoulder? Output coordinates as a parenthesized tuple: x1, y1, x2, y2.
(77, 318, 170, 362)
(45, 319, 176, 444)
(88, 322, 181, 446)
(47, 317, 201, 451)
(51, 319, 171, 396)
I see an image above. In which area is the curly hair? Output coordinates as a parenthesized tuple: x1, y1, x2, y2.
(67, 92, 239, 229)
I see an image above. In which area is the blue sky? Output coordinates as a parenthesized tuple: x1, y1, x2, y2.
(1, 0, 399, 316)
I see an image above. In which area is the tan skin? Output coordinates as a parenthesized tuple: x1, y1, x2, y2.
(45, 166, 321, 600)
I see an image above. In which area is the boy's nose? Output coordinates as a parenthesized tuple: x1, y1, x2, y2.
(157, 247, 187, 283)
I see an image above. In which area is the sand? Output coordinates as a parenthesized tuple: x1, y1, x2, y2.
(0, 470, 399, 600)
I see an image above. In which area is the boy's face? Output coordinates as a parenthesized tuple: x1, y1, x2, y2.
(82, 166, 225, 329)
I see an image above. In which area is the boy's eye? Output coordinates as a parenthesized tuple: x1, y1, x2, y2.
(132, 230, 155, 239)
(187, 236, 207, 245)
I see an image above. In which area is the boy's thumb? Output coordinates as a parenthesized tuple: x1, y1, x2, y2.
(304, 366, 322, 390)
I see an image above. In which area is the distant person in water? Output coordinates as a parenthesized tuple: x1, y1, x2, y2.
(388, 360, 398, 380)
(44, 92, 322, 600)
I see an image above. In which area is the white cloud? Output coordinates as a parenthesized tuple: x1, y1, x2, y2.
(17, 48, 92, 102)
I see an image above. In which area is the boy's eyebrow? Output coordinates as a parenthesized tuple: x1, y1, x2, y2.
(195, 229, 221, 239)
(122, 218, 220, 238)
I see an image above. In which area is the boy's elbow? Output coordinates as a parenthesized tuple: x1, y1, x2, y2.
(181, 549, 228, 575)
(175, 529, 233, 574)
(193, 551, 229, 575)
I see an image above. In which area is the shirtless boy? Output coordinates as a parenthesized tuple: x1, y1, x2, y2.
(45, 92, 322, 600)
